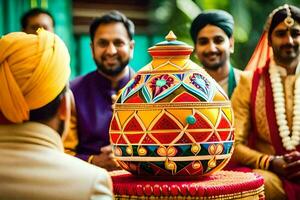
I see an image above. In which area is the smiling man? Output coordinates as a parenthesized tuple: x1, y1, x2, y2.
(64, 10, 135, 171)
(190, 10, 241, 98)
(231, 4, 300, 200)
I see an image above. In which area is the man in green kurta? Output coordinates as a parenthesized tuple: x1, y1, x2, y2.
(190, 10, 241, 98)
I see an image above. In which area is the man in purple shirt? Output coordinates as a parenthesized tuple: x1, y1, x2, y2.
(64, 10, 135, 171)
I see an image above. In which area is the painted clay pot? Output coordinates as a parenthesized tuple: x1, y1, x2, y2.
(109, 31, 234, 177)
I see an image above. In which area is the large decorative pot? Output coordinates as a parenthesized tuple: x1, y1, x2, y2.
(109, 31, 234, 177)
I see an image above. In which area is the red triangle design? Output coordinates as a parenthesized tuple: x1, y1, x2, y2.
(151, 132, 179, 144)
(149, 163, 171, 176)
(217, 115, 231, 129)
(188, 113, 212, 129)
(126, 133, 144, 144)
(151, 114, 180, 130)
(176, 133, 193, 143)
(207, 133, 221, 142)
(117, 135, 128, 144)
(110, 133, 120, 143)
(189, 131, 212, 142)
(124, 117, 144, 131)
(218, 131, 231, 141)
(110, 116, 120, 131)
(172, 92, 199, 102)
(125, 94, 144, 103)
(141, 135, 157, 144)
(176, 162, 203, 176)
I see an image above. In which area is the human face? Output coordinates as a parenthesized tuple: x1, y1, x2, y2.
(270, 21, 300, 65)
(23, 13, 54, 34)
(91, 22, 134, 76)
(195, 24, 233, 70)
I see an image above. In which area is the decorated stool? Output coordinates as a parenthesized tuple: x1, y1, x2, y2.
(110, 170, 265, 200)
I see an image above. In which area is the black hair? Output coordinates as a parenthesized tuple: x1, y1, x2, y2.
(268, 5, 300, 40)
(21, 7, 55, 29)
(29, 87, 66, 122)
(89, 10, 134, 42)
(190, 10, 234, 44)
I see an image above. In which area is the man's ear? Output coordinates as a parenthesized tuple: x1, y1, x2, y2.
(130, 40, 135, 50)
(229, 37, 234, 53)
(129, 40, 135, 59)
(57, 92, 71, 121)
(90, 42, 95, 59)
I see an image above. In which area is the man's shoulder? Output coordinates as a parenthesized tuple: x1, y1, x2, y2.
(57, 151, 110, 179)
(71, 71, 97, 84)
(238, 70, 255, 84)
(70, 71, 98, 90)
(62, 156, 113, 198)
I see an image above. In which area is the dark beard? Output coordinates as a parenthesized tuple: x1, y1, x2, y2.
(204, 61, 224, 71)
(274, 44, 299, 64)
(95, 59, 129, 76)
(201, 52, 226, 71)
(202, 58, 226, 71)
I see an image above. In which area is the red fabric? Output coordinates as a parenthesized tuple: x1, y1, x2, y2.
(263, 65, 288, 155)
(250, 63, 294, 154)
(111, 170, 264, 198)
(249, 66, 263, 149)
(283, 180, 300, 200)
(251, 64, 300, 200)
(263, 63, 300, 154)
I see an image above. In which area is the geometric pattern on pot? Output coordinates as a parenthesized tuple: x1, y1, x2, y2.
(182, 72, 215, 101)
(110, 106, 233, 146)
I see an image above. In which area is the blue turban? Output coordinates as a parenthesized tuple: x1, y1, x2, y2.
(190, 10, 234, 44)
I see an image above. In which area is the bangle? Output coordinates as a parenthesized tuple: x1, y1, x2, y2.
(88, 155, 94, 164)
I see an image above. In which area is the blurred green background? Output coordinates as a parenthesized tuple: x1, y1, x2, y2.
(1, 0, 300, 79)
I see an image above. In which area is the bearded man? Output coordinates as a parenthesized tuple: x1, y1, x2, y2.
(64, 10, 135, 171)
(231, 4, 300, 200)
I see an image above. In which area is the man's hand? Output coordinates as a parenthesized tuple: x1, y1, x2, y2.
(269, 156, 288, 177)
(91, 145, 121, 171)
(284, 151, 300, 182)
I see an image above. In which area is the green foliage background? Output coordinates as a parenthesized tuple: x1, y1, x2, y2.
(150, 0, 300, 70)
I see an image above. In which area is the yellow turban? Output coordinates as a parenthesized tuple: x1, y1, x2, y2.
(0, 29, 70, 123)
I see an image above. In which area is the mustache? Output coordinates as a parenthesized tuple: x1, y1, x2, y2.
(203, 52, 221, 57)
(102, 55, 119, 60)
(280, 44, 297, 49)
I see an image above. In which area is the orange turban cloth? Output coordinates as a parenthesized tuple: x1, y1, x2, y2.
(0, 29, 70, 123)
